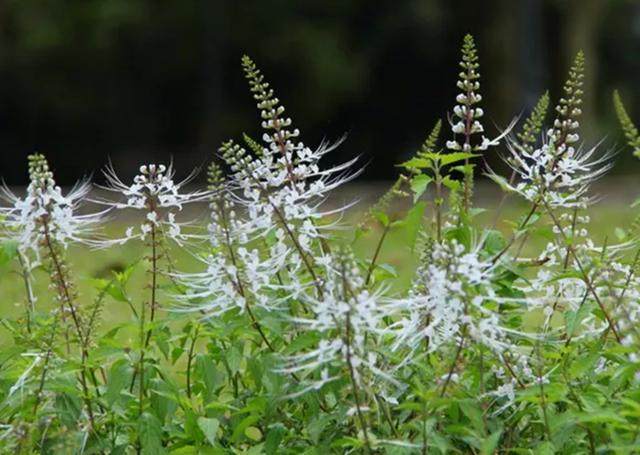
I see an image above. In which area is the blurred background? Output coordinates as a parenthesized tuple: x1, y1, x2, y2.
(0, 0, 639, 185)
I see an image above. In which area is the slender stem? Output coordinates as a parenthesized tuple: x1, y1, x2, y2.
(17, 251, 35, 334)
(42, 221, 96, 428)
(377, 393, 400, 439)
(561, 361, 596, 454)
(440, 332, 465, 397)
(541, 199, 621, 342)
(186, 323, 199, 399)
(491, 201, 539, 264)
(434, 163, 443, 243)
(143, 224, 159, 349)
(365, 224, 389, 285)
(478, 347, 488, 435)
(534, 345, 552, 441)
(32, 312, 60, 416)
(344, 312, 372, 454)
(139, 223, 158, 418)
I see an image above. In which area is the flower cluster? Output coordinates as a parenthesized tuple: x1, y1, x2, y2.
(281, 249, 394, 392)
(175, 161, 283, 316)
(446, 34, 502, 153)
(99, 163, 210, 245)
(221, 57, 359, 267)
(494, 51, 612, 209)
(499, 138, 612, 209)
(391, 239, 515, 356)
(0, 154, 103, 268)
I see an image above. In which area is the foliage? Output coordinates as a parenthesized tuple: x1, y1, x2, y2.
(1, 35, 640, 455)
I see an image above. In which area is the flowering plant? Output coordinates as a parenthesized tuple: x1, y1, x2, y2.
(1, 35, 640, 454)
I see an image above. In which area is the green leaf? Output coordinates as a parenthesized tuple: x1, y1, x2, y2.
(139, 412, 165, 455)
(151, 379, 178, 422)
(487, 173, 511, 191)
(565, 301, 596, 337)
(105, 359, 132, 406)
(442, 175, 461, 192)
(440, 152, 479, 166)
(410, 175, 432, 202)
(481, 430, 502, 455)
(285, 332, 320, 355)
(265, 424, 287, 454)
(399, 157, 431, 170)
(458, 399, 484, 434)
(535, 441, 557, 455)
(402, 201, 426, 250)
(483, 230, 506, 253)
(373, 263, 398, 282)
(196, 354, 222, 399)
(55, 393, 82, 428)
(245, 426, 263, 441)
(374, 211, 390, 227)
(226, 345, 243, 374)
(197, 417, 220, 446)
(232, 415, 260, 442)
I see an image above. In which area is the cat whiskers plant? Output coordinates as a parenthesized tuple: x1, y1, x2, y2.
(0, 153, 106, 431)
(174, 160, 283, 355)
(446, 34, 512, 215)
(97, 162, 211, 432)
(218, 57, 360, 297)
(279, 247, 397, 452)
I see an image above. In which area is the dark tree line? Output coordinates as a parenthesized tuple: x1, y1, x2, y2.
(0, 0, 638, 184)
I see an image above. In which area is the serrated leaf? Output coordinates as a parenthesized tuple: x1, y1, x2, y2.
(442, 175, 462, 192)
(458, 399, 484, 434)
(139, 412, 165, 455)
(226, 345, 243, 374)
(399, 157, 431, 169)
(440, 152, 479, 166)
(284, 332, 320, 355)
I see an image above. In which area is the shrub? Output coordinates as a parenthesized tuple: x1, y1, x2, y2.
(1, 34, 639, 454)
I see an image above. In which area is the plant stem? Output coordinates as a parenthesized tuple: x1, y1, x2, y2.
(541, 199, 621, 342)
(345, 312, 372, 454)
(139, 222, 158, 418)
(365, 224, 389, 285)
(17, 251, 35, 334)
(440, 332, 465, 397)
(186, 323, 199, 399)
(42, 221, 96, 429)
(434, 162, 443, 243)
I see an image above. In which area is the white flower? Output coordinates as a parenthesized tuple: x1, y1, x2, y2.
(390, 239, 517, 359)
(0, 154, 104, 268)
(98, 162, 210, 245)
(446, 35, 512, 153)
(493, 135, 613, 209)
(220, 58, 361, 282)
(279, 250, 396, 391)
